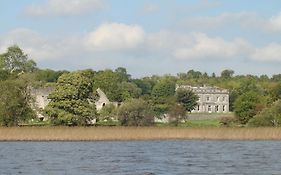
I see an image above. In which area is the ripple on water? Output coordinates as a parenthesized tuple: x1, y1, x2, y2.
(0, 140, 281, 175)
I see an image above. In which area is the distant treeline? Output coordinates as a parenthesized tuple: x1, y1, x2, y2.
(0, 45, 280, 127)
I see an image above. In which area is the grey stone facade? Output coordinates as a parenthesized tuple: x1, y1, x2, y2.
(95, 88, 118, 111)
(30, 87, 55, 120)
(176, 85, 229, 113)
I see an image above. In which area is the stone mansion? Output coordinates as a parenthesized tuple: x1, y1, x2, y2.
(176, 85, 229, 113)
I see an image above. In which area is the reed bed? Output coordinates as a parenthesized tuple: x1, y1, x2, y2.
(1, 127, 281, 141)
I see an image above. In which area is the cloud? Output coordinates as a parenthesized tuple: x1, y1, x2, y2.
(0, 28, 81, 61)
(1, 23, 280, 72)
(186, 12, 258, 29)
(268, 13, 281, 31)
(251, 43, 281, 62)
(25, 0, 104, 17)
(85, 23, 145, 51)
(184, 11, 281, 32)
(173, 33, 252, 60)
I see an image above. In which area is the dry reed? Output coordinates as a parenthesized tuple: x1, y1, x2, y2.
(1, 127, 281, 141)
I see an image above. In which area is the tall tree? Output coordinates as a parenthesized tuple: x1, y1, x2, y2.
(45, 71, 97, 126)
(115, 67, 131, 82)
(176, 88, 199, 112)
(92, 69, 123, 102)
(0, 80, 35, 126)
(220, 69, 234, 79)
(0, 45, 37, 73)
(234, 91, 265, 124)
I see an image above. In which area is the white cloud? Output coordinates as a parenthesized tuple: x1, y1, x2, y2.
(25, 0, 104, 17)
(251, 43, 281, 62)
(0, 28, 81, 61)
(173, 33, 252, 60)
(185, 12, 259, 29)
(1, 24, 280, 69)
(85, 23, 145, 51)
(268, 13, 281, 31)
(184, 11, 281, 32)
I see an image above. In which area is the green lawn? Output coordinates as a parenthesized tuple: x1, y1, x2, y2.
(155, 119, 222, 128)
(181, 119, 221, 127)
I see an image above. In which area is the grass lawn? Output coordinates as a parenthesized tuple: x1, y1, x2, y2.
(183, 119, 221, 127)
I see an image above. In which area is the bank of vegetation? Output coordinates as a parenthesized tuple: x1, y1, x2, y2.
(1, 127, 281, 141)
(0, 45, 280, 128)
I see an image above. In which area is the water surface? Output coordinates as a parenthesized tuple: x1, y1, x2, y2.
(0, 140, 281, 175)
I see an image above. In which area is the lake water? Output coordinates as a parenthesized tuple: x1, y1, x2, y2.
(0, 140, 281, 175)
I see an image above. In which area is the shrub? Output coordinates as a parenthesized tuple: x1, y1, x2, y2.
(248, 100, 281, 127)
(219, 116, 237, 127)
(118, 99, 154, 126)
(168, 104, 186, 126)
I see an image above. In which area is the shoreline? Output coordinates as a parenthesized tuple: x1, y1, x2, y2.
(1, 127, 281, 141)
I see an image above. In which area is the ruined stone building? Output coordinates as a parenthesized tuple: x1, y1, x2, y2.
(30, 87, 55, 120)
(95, 88, 118, 111)
(176, 85, 229, 113)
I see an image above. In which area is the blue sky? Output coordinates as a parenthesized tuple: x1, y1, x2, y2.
(0, 0, 281, 77)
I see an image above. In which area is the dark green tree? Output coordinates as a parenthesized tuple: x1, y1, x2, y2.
(119, 81, 142, 101)
(187, 70, 203, 79)
(151, 78, 176, 115)
(152, 78, 176, 101)
(93, 69, 123, 102)
(45, 71, 97, 126)
(0, 80, 35, 126)
(220, 69, 234, 79)
(115, 67, 131, 81)
(176, 88, 199, 112)
(234, 91, 265, 124)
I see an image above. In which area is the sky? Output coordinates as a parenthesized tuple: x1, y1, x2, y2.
(0, 0, 281, 77)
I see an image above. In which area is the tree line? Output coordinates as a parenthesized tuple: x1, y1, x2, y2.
(0, 45, 280, 127)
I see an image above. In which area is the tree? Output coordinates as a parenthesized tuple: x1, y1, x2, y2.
(176, 88, 199, 112)
(0, 45, 37, 73)
(133, 78, 153, 95)
(0, 70, 10, 81)
(248, 100, 281, 127)
(168, 104, 186, 126)
(118, 99, 154, 126)
(0, 80, 35, 126)
(234, 91, 265, 124)
(98, 104, 117, 121)
(272, 74, 281, 82)
(34, 69, 69, 83)
(187, 70, 202, 79)
(269, 82, 281, 101)
(221, 69, 234, 79)
(115, 67, 131, 81)
(45, 71, 97, 126)
(152, 78, 176, 101)
(118, 81, 142, 101)
(93, 69, 123, 102)
(151, 78, 176, 115)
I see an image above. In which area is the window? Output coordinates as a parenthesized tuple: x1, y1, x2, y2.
(215, 105, 219, 112)
(222, 97, 225, 101)
(197, 105, 200, 111)
(206, 96, 210, 101)
(223, 105, 225, 112)
(217, 96, 219, 101)
(208, 105, 212, 112)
